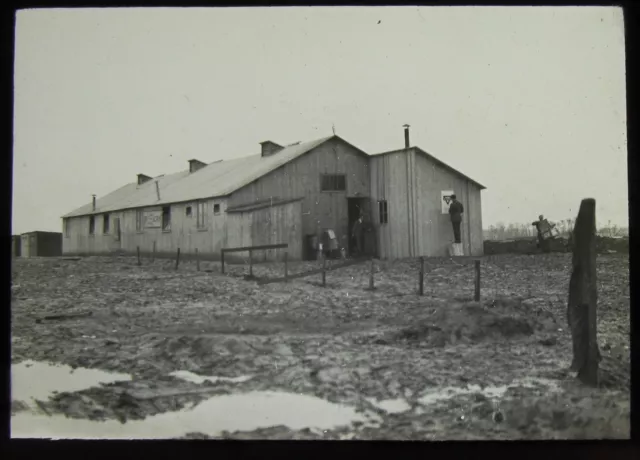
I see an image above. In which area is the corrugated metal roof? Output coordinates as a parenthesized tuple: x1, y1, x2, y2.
(62, 136, 333, 218)
(370, 146, 486, 190)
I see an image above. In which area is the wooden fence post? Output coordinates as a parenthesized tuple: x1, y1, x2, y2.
(221, 250, 225, 274)
(137, 246, 141, 266)
(175, 248, 181, 270)
(195, 248, 200, 271)
(322, 256, 326, 287)
(474, 260, 481, 301)
(568, 198, 600, 386)
(284, 251, 288, 283)
(369, 257, 375, 290)
(419, 256, 425, 296)
(249, 249, 253, 277)
(152, 241, 156, 262)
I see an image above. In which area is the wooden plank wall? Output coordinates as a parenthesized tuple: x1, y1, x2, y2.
(63, 198, 229, 256)
(228, 138, 370, 253)
(63, 199, 304, 261)
(413, 151, 484, 257)
(369, 149, 484, 259)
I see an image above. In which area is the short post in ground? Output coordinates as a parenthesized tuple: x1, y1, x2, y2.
(474, 259, 481, 301)
(419, 256, 425, 296)
(249, 249, 253, 278)
(152, 241, 156, 262)
(195, 248, 200, 271)
(568, 198, 600, 386)
(369, 257, 375, 290)
(175, 248, 181, 270)
(321, 255, 327, 287)
(284, 251, 288, 283)
(221, 250, 225, 274)
(137, 246, 141, 266)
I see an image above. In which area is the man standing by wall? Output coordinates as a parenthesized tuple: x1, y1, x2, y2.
(448, 194, 464, 244)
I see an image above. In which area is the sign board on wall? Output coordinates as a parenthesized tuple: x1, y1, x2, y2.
(144, 211, 162, 228)
(441, 190, 455, 214)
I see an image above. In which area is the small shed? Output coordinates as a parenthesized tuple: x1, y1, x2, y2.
(12, 235, 22, 257)
(20, 231, 63, 257)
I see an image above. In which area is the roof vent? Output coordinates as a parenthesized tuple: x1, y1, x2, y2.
(188, 159, 207, 173)
(260, 141, 284, 157)
(137, 174, 153, 185)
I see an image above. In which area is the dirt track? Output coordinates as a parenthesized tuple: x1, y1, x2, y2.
(11, 253, 630, 439)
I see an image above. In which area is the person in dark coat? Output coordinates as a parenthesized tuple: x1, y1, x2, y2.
(448, 195, 464, 244)
(351, 216, 364, 255)
(532, 215, 545, 249)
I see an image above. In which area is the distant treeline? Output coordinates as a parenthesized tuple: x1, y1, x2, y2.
(483, 219, 628, 241)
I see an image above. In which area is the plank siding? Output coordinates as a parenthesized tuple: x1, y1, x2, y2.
(229, 137, 369, 253)
(63, 198, 229, 257)
(370, 148, 484, 259)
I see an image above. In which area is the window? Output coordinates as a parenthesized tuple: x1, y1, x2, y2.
(213, 203, 221, 215)
(136, 210, 144, 232)
(103, 214, 110, 234)
(89, 216, 95, 235)
(320, 174, 346, 192)
(378, 200, 389, 224)
(162, 206, 171, 231)
(64, 219, 70, 238)
(186, 206, 192, 217)
(197, 202, 207, 229)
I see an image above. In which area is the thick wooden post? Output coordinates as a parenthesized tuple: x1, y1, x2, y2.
(152, 241, 156, 262)
(322, 256, 327, 287)
(419, 256, 425, 296)
(369, 257, 375, 290)
(284, 251, 288, 283)
(137, 246, 141, 266)
(249, 249, 253, 277)
(175, 248, 181, 270)
(568, 198, 600, 386)
(195, 248, 200, 271)
(474, 260, 481, 301)
(221, 250, 225, 274)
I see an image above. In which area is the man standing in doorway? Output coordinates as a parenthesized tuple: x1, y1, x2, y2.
(351, 215, 364, 256)
(448, 194, 464, 244)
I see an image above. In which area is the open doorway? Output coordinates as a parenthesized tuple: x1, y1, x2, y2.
(347, 197, 370, 257)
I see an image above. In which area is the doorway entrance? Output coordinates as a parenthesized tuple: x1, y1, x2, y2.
(347, 197, 370, 257)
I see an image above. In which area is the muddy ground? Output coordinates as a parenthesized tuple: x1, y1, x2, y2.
(11, 253, 630, 439)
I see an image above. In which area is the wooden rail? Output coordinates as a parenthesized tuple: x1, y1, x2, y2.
(221, 243, 288, 274)
(257, 257, 369, 286)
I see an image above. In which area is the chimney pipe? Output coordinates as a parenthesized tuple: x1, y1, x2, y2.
(155, 181, 161, 201)
(403, 124, 410, 149)
(92, 194, 96, 211)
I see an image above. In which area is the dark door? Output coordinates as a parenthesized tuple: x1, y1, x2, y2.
(347, 198, 369, 256)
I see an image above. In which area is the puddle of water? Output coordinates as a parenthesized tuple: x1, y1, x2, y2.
(12, 360, 131, 406)
(12, 390, 380, 439)
(418, 377, 562, 406)
(169, 370, 252, 384)
(366, 397, 412, 414)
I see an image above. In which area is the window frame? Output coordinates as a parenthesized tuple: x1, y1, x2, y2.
(196, 201, 207, 229)
(378, 200, 389, 224)
(136, 209, 144, 233)
(103, 213, 110, 234)
(213, 203, 221, 216)
(320, 173, 347, 192)
(162, 206, 171, 232)
(89, 215, 96, 235)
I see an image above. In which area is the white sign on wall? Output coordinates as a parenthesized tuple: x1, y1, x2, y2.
(441, 190, 455, 214)
(144, 211, 162, 228)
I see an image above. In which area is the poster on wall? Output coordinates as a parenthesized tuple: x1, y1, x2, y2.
(441, 190, 455, 214)
(144, 211, 162, 228)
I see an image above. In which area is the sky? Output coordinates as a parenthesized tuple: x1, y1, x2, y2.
(12, 6, 627, 235)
